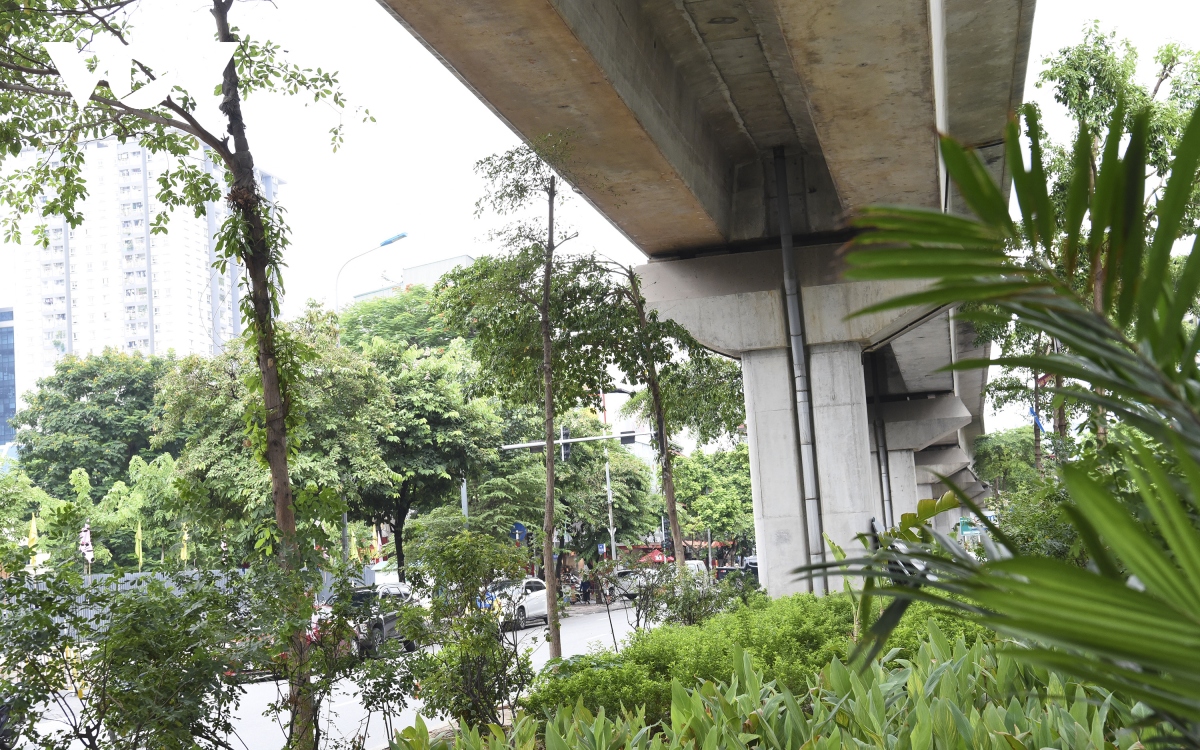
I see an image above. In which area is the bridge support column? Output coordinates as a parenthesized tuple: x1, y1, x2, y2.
(809, 342, 877, 560)
(742, 347, 809, 597)
(887, 449, 919, 520)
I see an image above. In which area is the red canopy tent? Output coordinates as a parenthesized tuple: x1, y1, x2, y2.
(639, 549, 666, 563)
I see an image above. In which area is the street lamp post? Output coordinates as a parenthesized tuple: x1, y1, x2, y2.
(334, 232, 408, 562)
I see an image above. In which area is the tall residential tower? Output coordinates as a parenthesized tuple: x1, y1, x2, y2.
(6, 139, 279, 403)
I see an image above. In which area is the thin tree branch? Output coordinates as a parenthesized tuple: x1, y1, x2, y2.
(0, 80, 206, 140)
(0, 59, 59, 77)
(162, 96, 233, 163)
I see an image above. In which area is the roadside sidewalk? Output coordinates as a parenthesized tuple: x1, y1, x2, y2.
(564, 599, 632, 616)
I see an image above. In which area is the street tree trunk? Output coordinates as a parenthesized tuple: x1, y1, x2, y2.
(624, 270, 685, 569)
(211, 3, 313, 746)
(1033, 368, 1042, 474)
(541, 177, 562, 660)
(391, 484, 412, 580)
(650, 374, 684, 570)
(1092, 269, 1108, 445)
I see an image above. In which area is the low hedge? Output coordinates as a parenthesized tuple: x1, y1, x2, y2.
(523, 593, 988, 722)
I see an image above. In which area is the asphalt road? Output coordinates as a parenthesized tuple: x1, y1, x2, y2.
(227, 602, 640, 750)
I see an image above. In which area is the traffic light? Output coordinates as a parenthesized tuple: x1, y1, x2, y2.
(561, 426, 572, 462)
(620, 430, 635, 445)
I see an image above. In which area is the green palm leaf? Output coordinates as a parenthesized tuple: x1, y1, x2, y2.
(820, 99, 1200, 741)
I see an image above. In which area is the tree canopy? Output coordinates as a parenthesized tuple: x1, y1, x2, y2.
(339, 284, 452, 351)
(673, 444, 753, 544)
(13, 349, 180, 502)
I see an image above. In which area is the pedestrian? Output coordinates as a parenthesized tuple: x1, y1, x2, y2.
(580, 576, 592, 604)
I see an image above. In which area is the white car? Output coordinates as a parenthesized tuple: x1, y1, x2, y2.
(487, 577, 550, 630)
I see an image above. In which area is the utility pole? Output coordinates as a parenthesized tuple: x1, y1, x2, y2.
(605, 447, 616, 561)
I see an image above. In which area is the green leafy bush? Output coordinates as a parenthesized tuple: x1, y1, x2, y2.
(523, 592, 986, 722)
(397, 623, 1167, 750)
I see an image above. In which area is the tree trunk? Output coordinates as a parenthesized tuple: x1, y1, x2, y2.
(392, 486, 412, 581)
(1033, 366, 1042, 474)
(650, 374, 684, 569)
(210, 3, 312, 747)
(1092, 269, 1108, 445)
(626, 270, 685, 569)
(541, 177, 562, 660)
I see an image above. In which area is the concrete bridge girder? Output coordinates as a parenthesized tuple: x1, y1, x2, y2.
(377, 0, 1034, 254)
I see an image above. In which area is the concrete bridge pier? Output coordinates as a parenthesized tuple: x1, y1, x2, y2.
(639, 248, 918, 595)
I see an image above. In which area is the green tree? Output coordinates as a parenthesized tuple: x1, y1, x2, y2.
(352, 337, 496, 574)
(339, 284, 452, 350)
(157, 305, 392, 562)
(0, 563, 247, 750)
(0, 468, 52, 567)
(972, 426, 1039, 495)
(12, 349, 179, 502)
(437, 138, 613, 658)
(95, 454, 189, 571)
(976, 27, 1200, 454)
(604, 264, 744, 569)
(673, 444, 754, 553)
(0, 6, 362, 738)
(469, 406, 552, 538)
(402, 520, 536, 726)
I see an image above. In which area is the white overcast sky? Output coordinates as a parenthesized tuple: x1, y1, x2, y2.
(4, 0, 1199, 431)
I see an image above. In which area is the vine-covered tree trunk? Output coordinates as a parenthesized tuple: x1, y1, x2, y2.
(541, 177, 562, 660)
(212, 2, 312, 746)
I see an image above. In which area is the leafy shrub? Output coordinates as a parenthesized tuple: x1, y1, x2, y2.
(523, 592, 986, 722)
(398, 623, 1167, 750)
(403, 527, 537, 726)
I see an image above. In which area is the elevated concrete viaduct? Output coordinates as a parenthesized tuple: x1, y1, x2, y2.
(377, 0, 1035, 596)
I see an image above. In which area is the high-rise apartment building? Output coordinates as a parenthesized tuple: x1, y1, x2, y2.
(0, 307, 14, 444)
(6, 140, 280, 403)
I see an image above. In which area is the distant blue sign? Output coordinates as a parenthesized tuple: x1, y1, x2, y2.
(510, 522, 528, 542)
(598, 543, 606, 555)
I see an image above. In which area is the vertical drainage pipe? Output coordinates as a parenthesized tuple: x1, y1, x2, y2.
(774, 147, 826, 594)
(870, 352, 895, 529)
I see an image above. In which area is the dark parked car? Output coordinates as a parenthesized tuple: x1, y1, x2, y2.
(742, 556, 759, 584)
(714, 566, 741, 581)
(319, 583, 418, 657)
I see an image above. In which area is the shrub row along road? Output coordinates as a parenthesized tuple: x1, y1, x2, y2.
(231, 603, 638, 750)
